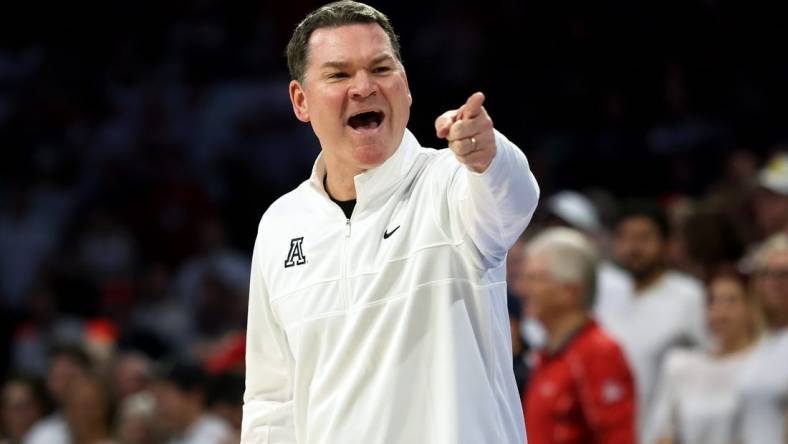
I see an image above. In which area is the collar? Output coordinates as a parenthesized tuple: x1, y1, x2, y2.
(541, 318, 596, 359)
(309, 129, 421, 208)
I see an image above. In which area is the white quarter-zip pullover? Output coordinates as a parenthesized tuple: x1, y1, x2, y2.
(242, 129, 539, 444)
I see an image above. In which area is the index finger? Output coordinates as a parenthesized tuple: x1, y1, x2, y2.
(459, 92, 486, 120)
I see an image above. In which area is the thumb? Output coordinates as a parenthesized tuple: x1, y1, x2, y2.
(435, 109, 459, 139)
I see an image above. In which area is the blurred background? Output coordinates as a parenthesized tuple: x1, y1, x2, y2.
(1, 0, 787, 443)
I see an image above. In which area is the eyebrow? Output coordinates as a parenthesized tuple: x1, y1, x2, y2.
(320, 54, 396, 70)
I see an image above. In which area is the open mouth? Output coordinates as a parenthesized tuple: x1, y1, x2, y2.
(347, 111, 385, 130)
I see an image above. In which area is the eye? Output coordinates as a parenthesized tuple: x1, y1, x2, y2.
(372, 66, 392, 74)
(328, 72, 349, 80)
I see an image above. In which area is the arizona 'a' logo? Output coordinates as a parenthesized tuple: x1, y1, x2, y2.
(284, 237, 307, 268)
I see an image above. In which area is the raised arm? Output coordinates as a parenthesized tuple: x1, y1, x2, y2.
(434, 92, 540, 266)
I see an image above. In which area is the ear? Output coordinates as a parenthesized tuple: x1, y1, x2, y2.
(402, 67, 413, 106)
(562, 282, 586, 309)
(289, 80, 310, 123)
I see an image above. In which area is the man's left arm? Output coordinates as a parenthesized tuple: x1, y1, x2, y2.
(435, 92, 540, 265)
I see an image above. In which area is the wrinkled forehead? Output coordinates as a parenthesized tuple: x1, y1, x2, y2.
(306, 23, 397, 69)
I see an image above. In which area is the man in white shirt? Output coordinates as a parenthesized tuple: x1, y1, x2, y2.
(241, 1, 540, 443)
(594, 202, 706, 443)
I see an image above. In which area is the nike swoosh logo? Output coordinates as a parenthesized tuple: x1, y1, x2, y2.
(383, 226, 400, 239)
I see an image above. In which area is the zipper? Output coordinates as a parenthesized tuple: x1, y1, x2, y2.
(341, 218, 351, 308)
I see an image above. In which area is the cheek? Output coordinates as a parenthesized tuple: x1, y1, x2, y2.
(306, 89, 344, 123)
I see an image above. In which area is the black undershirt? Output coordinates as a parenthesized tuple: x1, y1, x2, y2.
(324, 175, 356, 219)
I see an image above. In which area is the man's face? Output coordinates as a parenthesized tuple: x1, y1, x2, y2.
(759, 251, 788, 325)
(152, 381, 195, 433)
(614, 216, 666, 279)
(519, 252, 569, 324)
(48, 355, 86, 404)
(289, 23, 412, 173)
(1, 382, 43, 440)
(753, 189, 788, 237)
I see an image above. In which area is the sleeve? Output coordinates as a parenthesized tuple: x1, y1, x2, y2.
(241, 231, 297, 444)
(437, 130, 539, 267)
(569, 339, 637, 444)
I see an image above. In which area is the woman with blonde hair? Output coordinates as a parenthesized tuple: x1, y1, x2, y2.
(736, 233, 788, 444)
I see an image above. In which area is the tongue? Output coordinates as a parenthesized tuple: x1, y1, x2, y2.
(349, 113, 381, 130)
(358, 118, 379, 130)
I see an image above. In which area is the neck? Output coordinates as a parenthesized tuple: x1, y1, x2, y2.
(72, 426, 108, 444)
(717, 333, 753, 356)
(769, 308, 788, 330)
(324, 156, 361, 201)
(178, 406, 203, 435)
(634, 267, 666, 292)
(544, 311, 588, 352)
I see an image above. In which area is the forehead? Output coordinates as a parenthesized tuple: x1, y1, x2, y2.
(619, 216, 659, 233)
(307, 23, 394, 67)
(767, 250, 788, 267)
(522, 251, 550, 272)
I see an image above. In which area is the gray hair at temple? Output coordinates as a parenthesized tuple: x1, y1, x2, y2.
(286, 1, 402, 83)
(525, 227, 599, 309)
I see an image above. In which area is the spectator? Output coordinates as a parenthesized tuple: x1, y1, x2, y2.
(62, 375, 116, 444)
(648, 269, 760, 444)
(115, 393, 160, 444)
(521, 227, 636, 444)
(24, 344, 93, 444)
(205, 372, 243, 444)
(595, 202, 706, 441)
(736, 233, 788, 444)
(110, 352, 152, 402)
(151, 360, 232, 444)
(506, 295, 529, 396)
(0, 376, 51, 444)
(753, 153, 788, 240)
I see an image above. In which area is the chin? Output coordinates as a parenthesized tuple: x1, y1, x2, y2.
(354, 143, 394, 168)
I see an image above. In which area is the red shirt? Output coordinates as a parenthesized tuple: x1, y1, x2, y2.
(524, 319, 636, 444)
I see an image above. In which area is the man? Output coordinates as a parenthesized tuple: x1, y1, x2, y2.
(241, 1, 540, 443)
(754, 152, 788, 239)
(594, 203, 706, 443)
(520, 227, 635, 444)
(153, 360, 233, 444)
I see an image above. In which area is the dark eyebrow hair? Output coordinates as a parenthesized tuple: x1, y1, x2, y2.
(319, 54, 396, 70)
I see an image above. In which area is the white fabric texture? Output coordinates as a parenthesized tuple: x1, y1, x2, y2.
(648, 347, 753, 444)
(735, 327, 788, 444)
(168, 414, 233, 444)
(595, 266, 707, 443)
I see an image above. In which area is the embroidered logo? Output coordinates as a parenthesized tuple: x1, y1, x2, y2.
(601, 379, 624, 404)
(383, 226, 400, 239)
(284, 237, 307, 268)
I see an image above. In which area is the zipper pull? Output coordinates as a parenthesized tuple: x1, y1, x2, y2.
(345, 219, 351, 237)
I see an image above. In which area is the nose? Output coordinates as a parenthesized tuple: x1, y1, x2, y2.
(349, 70, 377, 99)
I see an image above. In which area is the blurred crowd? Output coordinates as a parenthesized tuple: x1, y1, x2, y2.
(1, 0, 787, 443)
(509, 163, 788, 442)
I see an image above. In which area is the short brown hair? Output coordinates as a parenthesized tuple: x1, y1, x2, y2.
(286, 1, 402, 83)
